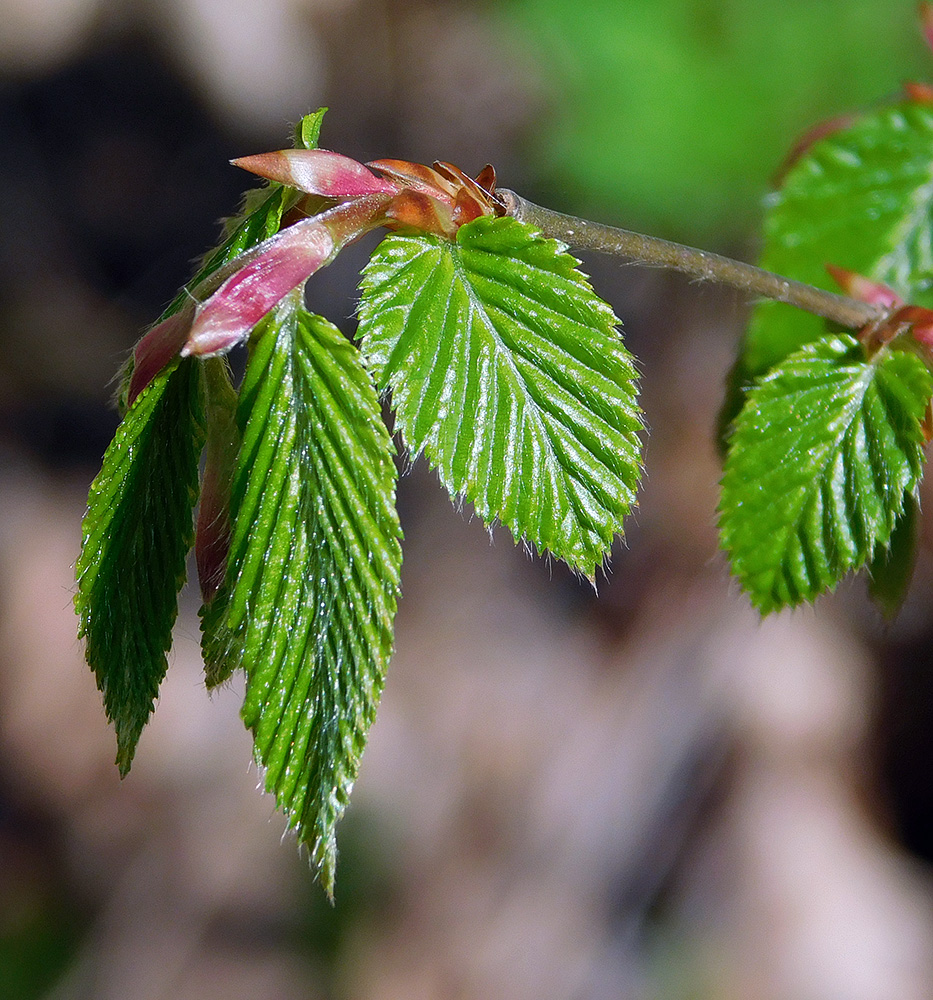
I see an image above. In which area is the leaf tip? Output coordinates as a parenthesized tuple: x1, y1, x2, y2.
(115, 728, 141, 778)
(775, 114, 858, 186)
(295, 108, 327, 151)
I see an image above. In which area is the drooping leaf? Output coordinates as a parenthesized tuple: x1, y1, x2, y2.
(357, 214, 643, 576)
(76, 360, 204, 773)
(719, 335, 932, 613)
(201, 295, 402, 895)
(740, 102, 933, 387)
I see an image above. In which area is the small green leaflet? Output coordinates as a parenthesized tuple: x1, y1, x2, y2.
(742, 102, 933, 385)
(76, 360, 204, 773)
(719, 335, 932, 614)
(201, 295, 402, 896)
(358, 215, 643, 576)
(295, 106, 327, 150)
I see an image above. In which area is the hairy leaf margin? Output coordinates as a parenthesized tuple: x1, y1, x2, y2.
(357, 214, 643, 576)
(201, 296, 402, 895)
(719, 335, 932, 613)
(76, 360, 204, 773)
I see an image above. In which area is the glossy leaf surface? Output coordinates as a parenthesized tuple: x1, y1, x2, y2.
(742, 102, 933, 384)
(720, 336, 932, 613)
(358, 215, 642, 576)
(201, 296, 401, 895)
(76, 360, 204, 773)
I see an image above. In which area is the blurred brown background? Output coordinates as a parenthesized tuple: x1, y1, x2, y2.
(3, 1, 933, 998)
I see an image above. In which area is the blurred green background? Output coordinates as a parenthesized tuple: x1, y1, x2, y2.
(499, 0, 931, 238)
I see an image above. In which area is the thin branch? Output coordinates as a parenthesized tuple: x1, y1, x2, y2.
(499, 190, 882, 331)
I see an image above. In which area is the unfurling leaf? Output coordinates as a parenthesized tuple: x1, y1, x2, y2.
(720, 335, 933, 613)
(295, 107, 327, 150)
(124, 109, 330, 406)
(358, 215, 643, 577)
(76, 360, 204, 773)
(201, 294, 402, 895)
(182, 195, 394, 359)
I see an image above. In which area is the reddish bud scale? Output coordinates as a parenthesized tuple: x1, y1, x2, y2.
(474, 164, 498, 197)
(127, 149, 505, 395)
(434, 161, 493, 213)
(826, 264, 903, 309)
(892, 305, 933, 349)
(196, 459, 232, 603)
(384, 189, 457, 238)
(904, 81, 933, 104)
(776, 114, 858, 186)
(128, 309, 194, 407)
(183, 195, 394, 358)
(232, 149, 398, 199)
(367, 159, 459, 200)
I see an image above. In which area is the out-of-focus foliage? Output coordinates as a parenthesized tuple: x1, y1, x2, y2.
(720, 94, 933, 614)
(740, 102, 933, 384)
(498, 0, 930, 239)
(0, 874, 81, 1000)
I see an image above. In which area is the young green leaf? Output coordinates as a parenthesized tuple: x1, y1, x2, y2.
(201, 295, 402, 896)
(742, 102, 933, 385)
(294, 107, 328, 152)
(76, 360, 205, 773)
(357, 214, 643, 576)
(720, 335, 932, 613)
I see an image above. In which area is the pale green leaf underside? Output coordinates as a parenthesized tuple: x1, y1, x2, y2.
(358, 215, 643, 576)
(76, 360, 204, 773)
(720, 335, 932, 613)
(201, 297, 401, 896)
(744, 101, 933, 381)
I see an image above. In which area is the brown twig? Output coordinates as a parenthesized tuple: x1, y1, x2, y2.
(499, 190, 882, 331)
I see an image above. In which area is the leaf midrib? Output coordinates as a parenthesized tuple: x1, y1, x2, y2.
(451, 247, 614, 551)
(745, 362, 875, 595)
